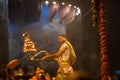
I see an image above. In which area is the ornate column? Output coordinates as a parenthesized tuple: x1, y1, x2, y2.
(98, 0, 109, 79)
(91, 0, 110, 80)
(0, 0, 8, 64)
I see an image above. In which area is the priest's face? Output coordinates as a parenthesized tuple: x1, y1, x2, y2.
(58, 36, 65, 44)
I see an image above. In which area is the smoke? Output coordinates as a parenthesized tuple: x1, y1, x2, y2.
(8, 3, 68, 60)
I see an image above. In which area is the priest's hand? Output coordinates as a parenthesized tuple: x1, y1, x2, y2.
(41, 56, 49, 60)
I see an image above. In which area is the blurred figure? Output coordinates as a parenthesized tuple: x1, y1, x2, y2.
(0, 64, 6, 80)
(29, 67, 45, 80)
(66, 71, 94, 80)
(29, 67, 51, 80)
(5, 59, 21, 80)
(42, 34, 76, 80)
(52, 77, 56, 80)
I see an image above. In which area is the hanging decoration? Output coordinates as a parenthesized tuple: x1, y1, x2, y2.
(91, 0, 98, 28)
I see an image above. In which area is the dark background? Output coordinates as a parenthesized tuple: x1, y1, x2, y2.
(0, 0, 120, 78)
(104, 0, 120, 76)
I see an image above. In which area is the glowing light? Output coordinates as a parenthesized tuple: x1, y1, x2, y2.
(74, 6, 77, 8)
(44, 1, 81, 16)
(68, 4, 72, 7)
(76, 7, 79, 10)
(75, 7, 81, 16)
(44, 1, 81, 19)
(52, 1, 56, 4)
(45, 1, 49, 5)
(76, 13, 79, 16)
(77, 8, 81, 14)
(62, 2, 65, 5)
